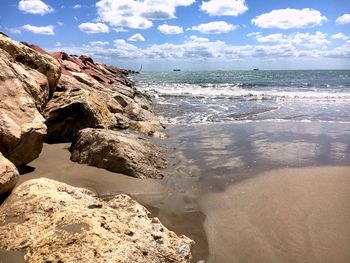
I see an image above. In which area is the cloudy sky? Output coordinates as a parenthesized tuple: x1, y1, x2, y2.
(1, 0, 349, 70)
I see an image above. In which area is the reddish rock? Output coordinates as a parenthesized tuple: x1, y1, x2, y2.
(82, 68, 112, 84)
(29, 44, 50, 56)
(50, 51, 69, 60)
(67, 56, 85, 68)
(61, 59, 81, 73)
(79, 55, 94, 65)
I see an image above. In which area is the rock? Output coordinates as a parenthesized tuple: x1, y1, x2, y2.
(114, 113, 130, 129)
(124, 100, 165, 136)
(71, 71, 96, 87)
(130, 119, 166, 138)
(70, 128, 167, 179)
(0, 33, 61, 96)
(44, 76, 115, 143)
(0, 178, 193, 262)
(81, 68, 112, 84)
(0, 50, 47, 166)
(0, 153, 19, 196)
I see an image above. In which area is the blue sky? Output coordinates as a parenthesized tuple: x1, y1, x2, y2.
(0, 0, 349, 70)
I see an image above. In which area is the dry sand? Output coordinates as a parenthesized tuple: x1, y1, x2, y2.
(200, 166, 350, 263)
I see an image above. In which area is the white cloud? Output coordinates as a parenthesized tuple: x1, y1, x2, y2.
(22, 24, 54, 35)
(73, 4, 82, 9)
(200, 0, 248, 16)
(57, 22, 64, 26)
(113, 27, 128, 32)
(158, 24, 183, 34)
(252, 8, 327, 29)
(128, 33, 145, 42)
(192, 21, 238, 34)
(336, 14, 350, 25)
(96, 0, 195, 30)
(292, 32, 329, 47)
(79, 22, 109, 34)
(256, 33, 285, 43)
(54, 36, 350, 62)
(18, 0, 54, 15)
(246, 32, 260, 37)
(113, 39, 144, 58)
(332, 33, 349, 41)
(89, 41, 110, 46)
(249, 31, 330, 48)
(188, 35, 210, 42)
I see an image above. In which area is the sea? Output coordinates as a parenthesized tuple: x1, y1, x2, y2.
(133, 70, 350, 124)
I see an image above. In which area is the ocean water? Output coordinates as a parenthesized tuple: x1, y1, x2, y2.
(133, 70, 350, 124)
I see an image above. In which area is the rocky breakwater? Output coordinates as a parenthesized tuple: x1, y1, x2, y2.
(0, 32, 193, 262)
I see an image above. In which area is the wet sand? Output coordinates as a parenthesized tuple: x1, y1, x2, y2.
(8, 120, 350, 262)
(201, 166, 350, 263)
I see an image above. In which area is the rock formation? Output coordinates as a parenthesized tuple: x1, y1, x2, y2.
(0, 33, 192, 261)
(0, 178, 193, 262)
(70, 128, 167, 179)
(0, 153, 19, 196)
(44, 75, 115, 143)
(0, 33, 61, 95)
(0, 35, 55, 166)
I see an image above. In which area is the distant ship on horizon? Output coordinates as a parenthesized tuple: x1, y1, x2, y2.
(173, 69, 181, 71)
(253, 68, 259, 71)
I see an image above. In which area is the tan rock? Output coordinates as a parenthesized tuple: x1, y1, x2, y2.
(0, 178, 193, 263)
(0, 33, 61, 95)
(0, 50, 47, 166)
(44, 76, 115, 143)
(124, 100, 165, 136)
(0, 153, 19, 196)
(70, 128, 167, 179)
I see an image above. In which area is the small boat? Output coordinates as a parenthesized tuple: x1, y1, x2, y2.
(173, 69, 181, 71)
(253, 68, 259, 71)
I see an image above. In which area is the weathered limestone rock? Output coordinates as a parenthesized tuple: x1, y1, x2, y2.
(0, 153, 19, 196)
(0, 33, 61, 95)
(124, 100, 165, 137)
(0, 50, 47, 166)
(0, 178, 193, 262)
(70, 128, 167, 179)
(44, 76, 115, 143)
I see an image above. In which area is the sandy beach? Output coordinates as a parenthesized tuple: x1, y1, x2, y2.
(201, 166, 350, 263)
(12, 120, 350, 262)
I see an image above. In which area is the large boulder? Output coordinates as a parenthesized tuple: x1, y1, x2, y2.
(70, 128, 167, 179)
(0, 33, 61, 95)
(44, 76, 115, 143)
(0, 178, 193, 262)
(0, 153, 19, 196)
(0, 50, 47, 166)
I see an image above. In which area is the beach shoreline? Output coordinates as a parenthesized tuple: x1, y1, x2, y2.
(13, 119, 350, 262)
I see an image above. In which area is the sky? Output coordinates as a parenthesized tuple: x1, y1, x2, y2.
(0, 0, 349, 71)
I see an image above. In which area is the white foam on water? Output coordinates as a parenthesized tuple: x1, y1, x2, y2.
(137, 83, 350, 101)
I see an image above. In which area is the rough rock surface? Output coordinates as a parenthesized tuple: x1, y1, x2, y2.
(0, 49, 47, 166)
(44, 75, 115, 143)
(70, 128, 167, 179)
(43, 49, 165, 141)
(0, 33, 61, 95)
(0, 178, 193, 262)
(0, 153, 19, 196)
